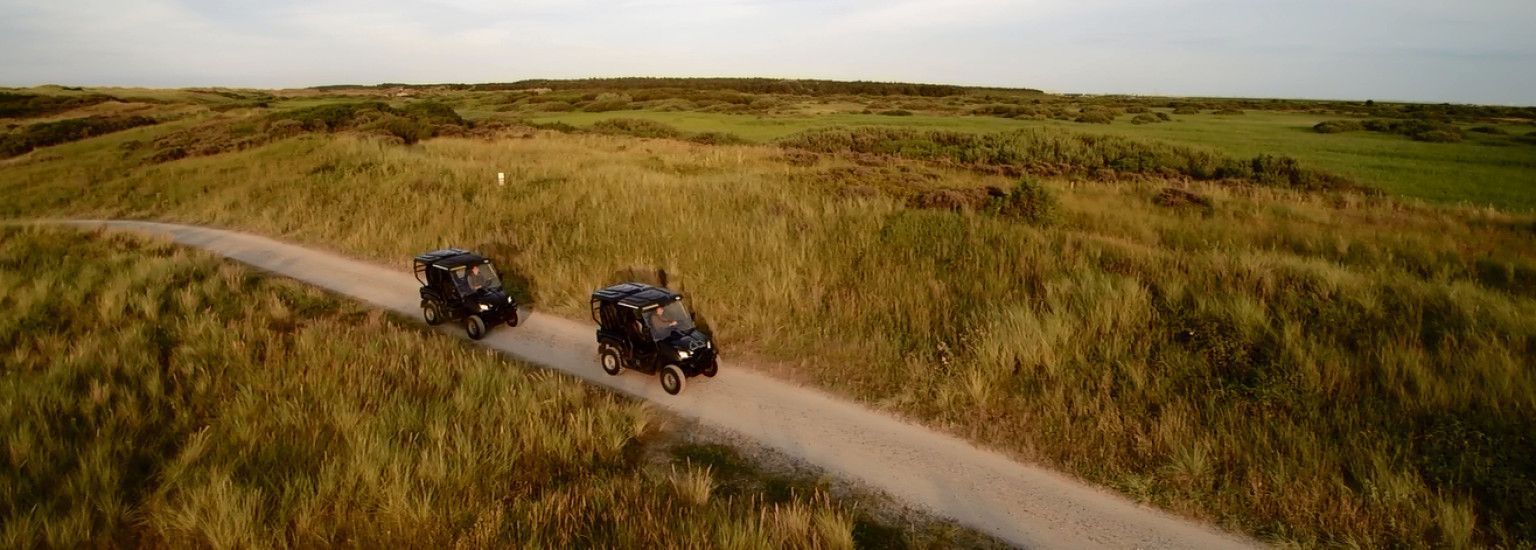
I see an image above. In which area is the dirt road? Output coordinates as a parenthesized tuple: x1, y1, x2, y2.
(60, 220, 1257, 549)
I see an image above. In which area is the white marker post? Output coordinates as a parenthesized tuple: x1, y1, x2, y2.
(497, 172, 505, 186)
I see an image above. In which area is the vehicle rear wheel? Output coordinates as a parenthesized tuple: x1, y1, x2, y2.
(599, 346, 624, 376)
(465, 315, 487, 340)
(423, 302, 443, 326)
(660, 365, 686, 395)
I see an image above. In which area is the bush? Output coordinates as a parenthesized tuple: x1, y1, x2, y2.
(879, 109, 914, 117)
(1469, 126, 1507, 135)
(1152, 187, 1213, 212)
(401, 101, 464, 125)
(367, 114, 432, 145)
(1126, 106, 1150, 114)
(590, 118, 683, 139)
(1075, 111, 1115, 124)
(992, 178, 1058, 225)
(1130, 114, 1160, 125)
(1172, 106, 1201, 115)
(685, 131, 749, 146)
(1414, 129, 1462, 143)
(1214, 108, 1245, 115)
(1313, 120, 1364, 133)
(583, 93, 632, 112)
(1155, 112, 1172, 121)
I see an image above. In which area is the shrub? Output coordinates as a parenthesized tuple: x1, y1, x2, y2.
(686, 132, 749, 146)
(1214, 108, 1245, 115)
(879, 109, 914, 117)
(1172, 106, 1201, 115)
(590, 118, 683, 139)
(1414, 130, 1462, 143)
(1153, 187, 1213, 212)
(401, 101, 464, 125)
(583, 92, 632, 112)
(367, 114, 433, 145)
(1469, 126, 1507, 135)
(1130, 114, 1160, 125)
(1155, 112, 1172, 121)
(1313, 120, 1364, 134)
(1075, 111, 1115, 124)
(992, 178, 1058, 225)
(1126, 106, 1150, 114)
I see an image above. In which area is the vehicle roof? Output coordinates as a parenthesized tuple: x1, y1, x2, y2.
(591, 282, 681, 308)
(414, 248, 488, 268)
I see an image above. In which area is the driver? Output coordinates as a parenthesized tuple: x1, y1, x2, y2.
(650, 307, 677, 338)
(467, 265, 487, 291)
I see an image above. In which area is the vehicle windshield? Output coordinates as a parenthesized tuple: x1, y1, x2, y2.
(647, 301, 696, 340)
(457, 262, 503, 293)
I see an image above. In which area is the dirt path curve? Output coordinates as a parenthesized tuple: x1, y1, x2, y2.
(59, 220, 1258, 550)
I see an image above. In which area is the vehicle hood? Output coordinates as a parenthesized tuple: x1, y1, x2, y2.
(663, 328, 712, 352)
(470, 287, 514, 308)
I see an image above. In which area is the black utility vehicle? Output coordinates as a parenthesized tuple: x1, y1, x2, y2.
(591, 282, 718, 395)
(414, 248, 519, 340)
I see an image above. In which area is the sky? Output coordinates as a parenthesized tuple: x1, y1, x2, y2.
(2, 0, 1534, 105)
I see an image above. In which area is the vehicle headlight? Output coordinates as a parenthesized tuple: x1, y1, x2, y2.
(478, 303, 491, 312)
(676, 350, 691, 360)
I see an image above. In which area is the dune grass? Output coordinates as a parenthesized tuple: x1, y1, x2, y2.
(2, 226, 1000, 548)
(3, 122, 1534, 547)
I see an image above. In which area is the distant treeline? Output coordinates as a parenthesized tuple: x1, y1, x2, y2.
(312, 77, 1043, 97)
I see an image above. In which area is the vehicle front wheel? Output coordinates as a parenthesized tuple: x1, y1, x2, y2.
(465, 315, 487, 340)
(660, 365, 686, 395)
(599, 347, 624, 376)
(423, 302, 443, 326)
(702, 361, 718, 378)
(506, 308, 519, 328)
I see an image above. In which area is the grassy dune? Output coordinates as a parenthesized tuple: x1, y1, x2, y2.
(2, 227, 992, 548)
(3, 118, 1534, 547)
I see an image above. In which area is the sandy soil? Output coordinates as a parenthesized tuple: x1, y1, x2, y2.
(58, 220, 1260, 550)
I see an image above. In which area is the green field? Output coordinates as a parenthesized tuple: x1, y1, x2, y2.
(523, 109, 1536, 210)
(3, 82, 1535, 547)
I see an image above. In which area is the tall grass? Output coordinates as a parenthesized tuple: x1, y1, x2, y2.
(3, 123, 1535, 546)
(0, 227, 900, 548)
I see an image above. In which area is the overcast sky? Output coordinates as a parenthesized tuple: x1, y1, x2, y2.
(2, 0, 1533, 104)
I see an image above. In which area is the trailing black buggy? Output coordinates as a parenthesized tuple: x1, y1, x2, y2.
(414, 248, 519, 340)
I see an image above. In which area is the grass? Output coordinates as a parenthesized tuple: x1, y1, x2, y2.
(524, 109, 1536, 210)
(2, 92, 1535, 547)
(0, 226, 982, 548)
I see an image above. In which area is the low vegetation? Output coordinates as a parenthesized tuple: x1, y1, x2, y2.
(1, 115, 159, 158)
(1313, 118, 1470, 143)
(0, 91, 120, 118)
(3, 81, 1534, 547)
(777, 126, 1364, 191)
(1, 227, 988, 548)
